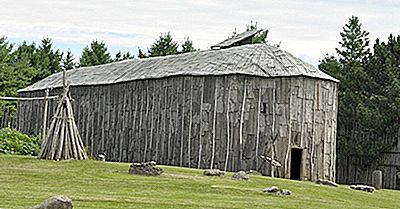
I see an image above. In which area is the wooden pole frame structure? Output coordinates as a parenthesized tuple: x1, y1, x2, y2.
(39, 70, 87, 160)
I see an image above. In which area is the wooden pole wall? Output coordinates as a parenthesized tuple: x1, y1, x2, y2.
(17, 75, 338, 181)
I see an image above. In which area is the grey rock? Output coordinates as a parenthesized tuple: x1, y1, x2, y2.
(129, 161, 163, 176)
(31, 195, 72, 209)
(372, 170, 382, 190)
(350, 185, 375, 193)
(232, 171, 249, 180)
(263, 186, 291, 195)
(203, 169, 226, 176)
(97, 153, 106, 161)
(280, 189, 291, 195)
(263, 186, 280, 193)
(315, 179, 338, 187)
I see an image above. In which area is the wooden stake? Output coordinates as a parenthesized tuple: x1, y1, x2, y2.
(239, 78, 247, 170)
(188, 78, 193, 167)
(224, 81, 231, 171)
(197, 77, 205, 169)
(180, 79, 186, 167)
(210, 82, 218, 169)
(256, 88, 261, 169)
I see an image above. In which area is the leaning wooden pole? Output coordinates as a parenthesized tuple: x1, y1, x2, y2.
(39, 70, 87, 160)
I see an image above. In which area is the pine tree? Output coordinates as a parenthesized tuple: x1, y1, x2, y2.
(336, 16, 370, 64)
(37, 37, 63, 75)
(114, 51, 133, 62)
(180, 37, 196, 54)
(79, 40, 112, 67)
(138, 48, 148, 59)
(62, 49, 75, 70)
(148, 32, 178, 57)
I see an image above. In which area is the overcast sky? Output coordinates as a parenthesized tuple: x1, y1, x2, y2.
(1, 0, 399, 66)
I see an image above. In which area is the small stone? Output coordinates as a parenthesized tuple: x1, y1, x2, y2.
(203, 169, 226, 176)
(232, 171, 249, 180)
(97, 153, 106, 162)
(263, 186, 280, 193)
(350, 185, 375, 193)
(315, 179, 338, 187)
(280, 189, 291, 195)
(30, 195, 72, 209)
(129, 161, 163, 176)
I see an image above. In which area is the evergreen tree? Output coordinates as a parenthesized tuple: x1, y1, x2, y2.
(37, 37, 63, 75)
(62, 49, 75, 70)
(148, 32, 178, 57)
(138, 48, 148, 58)
(318, 16, 396, 164)
(79, 40, 112, 67)
(114, 51, 133, 62)
(336, 16, 370, 64)
(180, 37, 196, 54)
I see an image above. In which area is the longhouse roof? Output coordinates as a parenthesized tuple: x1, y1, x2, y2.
(19, 44, 338, 92)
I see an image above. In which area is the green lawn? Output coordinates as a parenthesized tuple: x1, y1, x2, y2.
(0, 155, 399, 209)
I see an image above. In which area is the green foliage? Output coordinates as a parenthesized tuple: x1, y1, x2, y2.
(148, 32, 178, 57)
(320, 16, 400, 165)
(114, 51, 133, 62)
(336, 16, 370, 64)
(62, 49, 75, 70)
(141, 33, 197, 58)
(180, 37, 197, 54)
(0, 128, 40, 155)
(137, 48, 148, 58)
(79, 40, 112, 67)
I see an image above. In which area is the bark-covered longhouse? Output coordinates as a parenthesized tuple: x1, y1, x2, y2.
(17, 41, 339, 181)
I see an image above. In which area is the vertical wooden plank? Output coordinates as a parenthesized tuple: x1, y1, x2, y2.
(271, 80, 277, 177)
(224, 78, 232, 171)
(239, 78, 247, 170)
(180, 79, 186, 167)
(197, 77, 205, 169)
(210, 80, 218, 169)
(256, 87, 261, 169)
(284, 79, 292, 178)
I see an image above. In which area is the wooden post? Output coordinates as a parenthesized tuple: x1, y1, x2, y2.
(239, 78, 247, 170)
(188, 79, 193, 167)
(224, 81, 231, 171)
(197, 77, 205, 169)
(284, 79, 292, 177)
(210, 83, 218, 169)
(42, 89, 49, 146)
(180, 79, 186, 167)
(271, 81, 276, 178)
(256, 88, 261, 169)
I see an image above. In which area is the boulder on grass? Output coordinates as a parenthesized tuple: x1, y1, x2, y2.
(232, 171, 249, 180)
(315, 179, 338, 187)
(350, 185, 375, 193)
(263, 186, 280, 193)
(129, 161, 163, 176)
(203, 169, 226, 176)
(31, 195, 72, 209)
(263, 186, 292, 196)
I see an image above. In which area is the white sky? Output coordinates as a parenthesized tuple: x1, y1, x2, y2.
(1, 0, 399, 66)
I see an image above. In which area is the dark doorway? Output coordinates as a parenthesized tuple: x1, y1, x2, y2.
(290, 148, 303, 180)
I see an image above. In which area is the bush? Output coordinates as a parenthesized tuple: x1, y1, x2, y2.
(0, 128, 40, 156)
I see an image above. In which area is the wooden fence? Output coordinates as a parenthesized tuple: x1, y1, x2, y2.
(336, 126, 400, 189)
